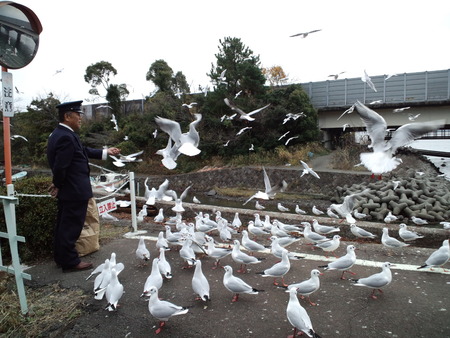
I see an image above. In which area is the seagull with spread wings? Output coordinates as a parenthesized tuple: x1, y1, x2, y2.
(155, 113, 202, 156)
(290, 29, 321, 38)
(361, 69, 377, 92)
(243, 166, 287, 205)
(354, 101, 445, 175)
(224, 98, 270, 122)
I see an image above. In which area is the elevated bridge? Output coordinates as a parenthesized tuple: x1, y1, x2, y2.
(300, 69, 450, 148)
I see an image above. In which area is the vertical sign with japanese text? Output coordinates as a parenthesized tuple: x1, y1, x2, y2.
(2, 71, 14, 117)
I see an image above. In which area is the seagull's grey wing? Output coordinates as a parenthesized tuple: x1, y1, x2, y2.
(328, 255, 354, 270)
(128, 150, 144, 157)
(389, 120, 445, 153)
(180, 185, 192, 201)
(426, 248, 449, 266)
(356, 272, 389, 288)
(262, 167, 272, 193)
(354, 101, 387, 150)
(226, 276, 253, 293)
(224, 98, 246, 116)
(247, 104, 270, 116)
(155, 116, 183, 145)
(291, 280, 317, 294)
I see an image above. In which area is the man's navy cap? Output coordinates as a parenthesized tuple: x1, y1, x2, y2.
(56, 100, 84, 114)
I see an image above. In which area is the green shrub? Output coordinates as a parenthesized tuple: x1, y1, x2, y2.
(0, 176, 56, 264)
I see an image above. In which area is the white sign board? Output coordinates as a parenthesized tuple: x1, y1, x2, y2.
(2, 71, 14, 117)
(97, 198, 117, 215)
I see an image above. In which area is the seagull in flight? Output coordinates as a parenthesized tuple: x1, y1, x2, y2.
(285, 136, 299, 146)
(299, 160, 320, 179)
(224, 98, 270, 122)
(10, 134, 28, 142)
(361, 69, 377, 92)
(182, 102, 197, 109)
(408, 113, 421, 121)
(393, 107, 410, 113)
(278, 131, 290, 141)
(110, 114, 119, 131)
(236, 126, 252, 136)
(354, 100, 445, 175)
(155, 113, 202, 156)
(243, 166, 287, 205)
(290, 29, 321, 38)
(110, 150, 144, 167)
(328, 71, 345, 80)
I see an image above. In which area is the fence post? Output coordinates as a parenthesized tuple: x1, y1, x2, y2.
(0, 184, 32, 314)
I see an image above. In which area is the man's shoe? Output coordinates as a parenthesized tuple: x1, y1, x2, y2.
(63, 261, 93, 273)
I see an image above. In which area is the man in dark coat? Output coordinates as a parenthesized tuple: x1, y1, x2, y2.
(47, 100, 120, 272)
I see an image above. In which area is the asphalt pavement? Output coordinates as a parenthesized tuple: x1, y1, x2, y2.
(27, 214, 450, 338)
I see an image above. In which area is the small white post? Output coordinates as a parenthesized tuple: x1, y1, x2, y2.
(129, 172, 137, 232)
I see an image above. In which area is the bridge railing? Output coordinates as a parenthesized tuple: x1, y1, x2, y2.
(301, 69, 450, 109)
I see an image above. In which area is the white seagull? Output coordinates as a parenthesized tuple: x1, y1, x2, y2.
(361, 69, 377, 92)
(224, 98, 270, 122)
(314, 235, 341, 258)
(286, 287, 321, 338)
(417, 239, 449, 272)
(290, 29, 321, 38)
(399, 223, 424, 241)
(411, 216, 428, 225)
(154, 208, 165, 223)
(299, 160, 320, 179)
(329, 188, 370, 224)
(353, 100, 445, 175)
(381, 227, 409, 252)
(236, 126, 252, 136)
(351, 262, 395, 299)
(147, 286, 189, 334)
(192, 259, 210, 301)
(277, 203, 290, 212)
(158, 247, 172, 279)
(350, 224, 377, 240)
(243, 166, 287, 205)
(135, 237, 150, 263)
(312, 219, 340, 235)
(287, 269, 323, 307)
(318, 245, 357, 280)
(231, 239, 264, 273)
(104, 268, 124, 311)
(256, 249, 291, 286)
(285, 136, 299, 146)
(312, 206, 324, 216)
(155, 113, 202, 156)
(222, 265, 263, 302)
(205, 236, 232, 269)
(141, 258, 163, 297)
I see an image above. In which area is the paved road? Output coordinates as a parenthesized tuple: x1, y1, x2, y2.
(27, 216, 450, 338)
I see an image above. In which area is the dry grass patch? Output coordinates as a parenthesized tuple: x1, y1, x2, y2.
(0, 273, 88, 337)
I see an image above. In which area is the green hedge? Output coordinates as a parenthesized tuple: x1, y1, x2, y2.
(0, 176, 57, 263)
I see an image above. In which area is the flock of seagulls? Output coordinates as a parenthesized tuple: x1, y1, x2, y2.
(89, 200, 450, 336)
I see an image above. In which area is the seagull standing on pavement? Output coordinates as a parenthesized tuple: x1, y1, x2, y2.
(314, 235, 341, 258)
(417, 239, 449, 272)
(223, 265, 264, 302)
(287, 269, 323, 307)
(351, 262, 395, 299)
(312, 205, 324, 215)
(350, 224, 377, 240)
(147, 286, 189, 334)
(192, 260, 210, 301)
(286, 287, 322, 338)
(399, 223, 424, 241)
(256, 249, 291, 286)
(411, 216, 428, 225)
(381, 228, 409, 253)
(135, 237, 150, 263)
(318, 245, 357, 280)
(104, 268, 124, 311)
(277, 203, 290, 212)
(141, 258, 164, 297)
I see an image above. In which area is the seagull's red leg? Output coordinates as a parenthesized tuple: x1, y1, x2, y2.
(308, 296, 317, 306)
(273, 278, 279, 286)
(281, 277, 289, 287)
(370, 289, 378, 299)
(155, 321, 166, 334)
(212, 260, 220, 270)
(231, 294, 239, 302)
(287, 327, 297, 338)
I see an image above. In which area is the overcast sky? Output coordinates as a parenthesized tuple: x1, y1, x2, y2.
(7, 0, 450, 111)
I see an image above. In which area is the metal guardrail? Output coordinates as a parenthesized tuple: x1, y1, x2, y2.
(301, 69, 450, 109)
